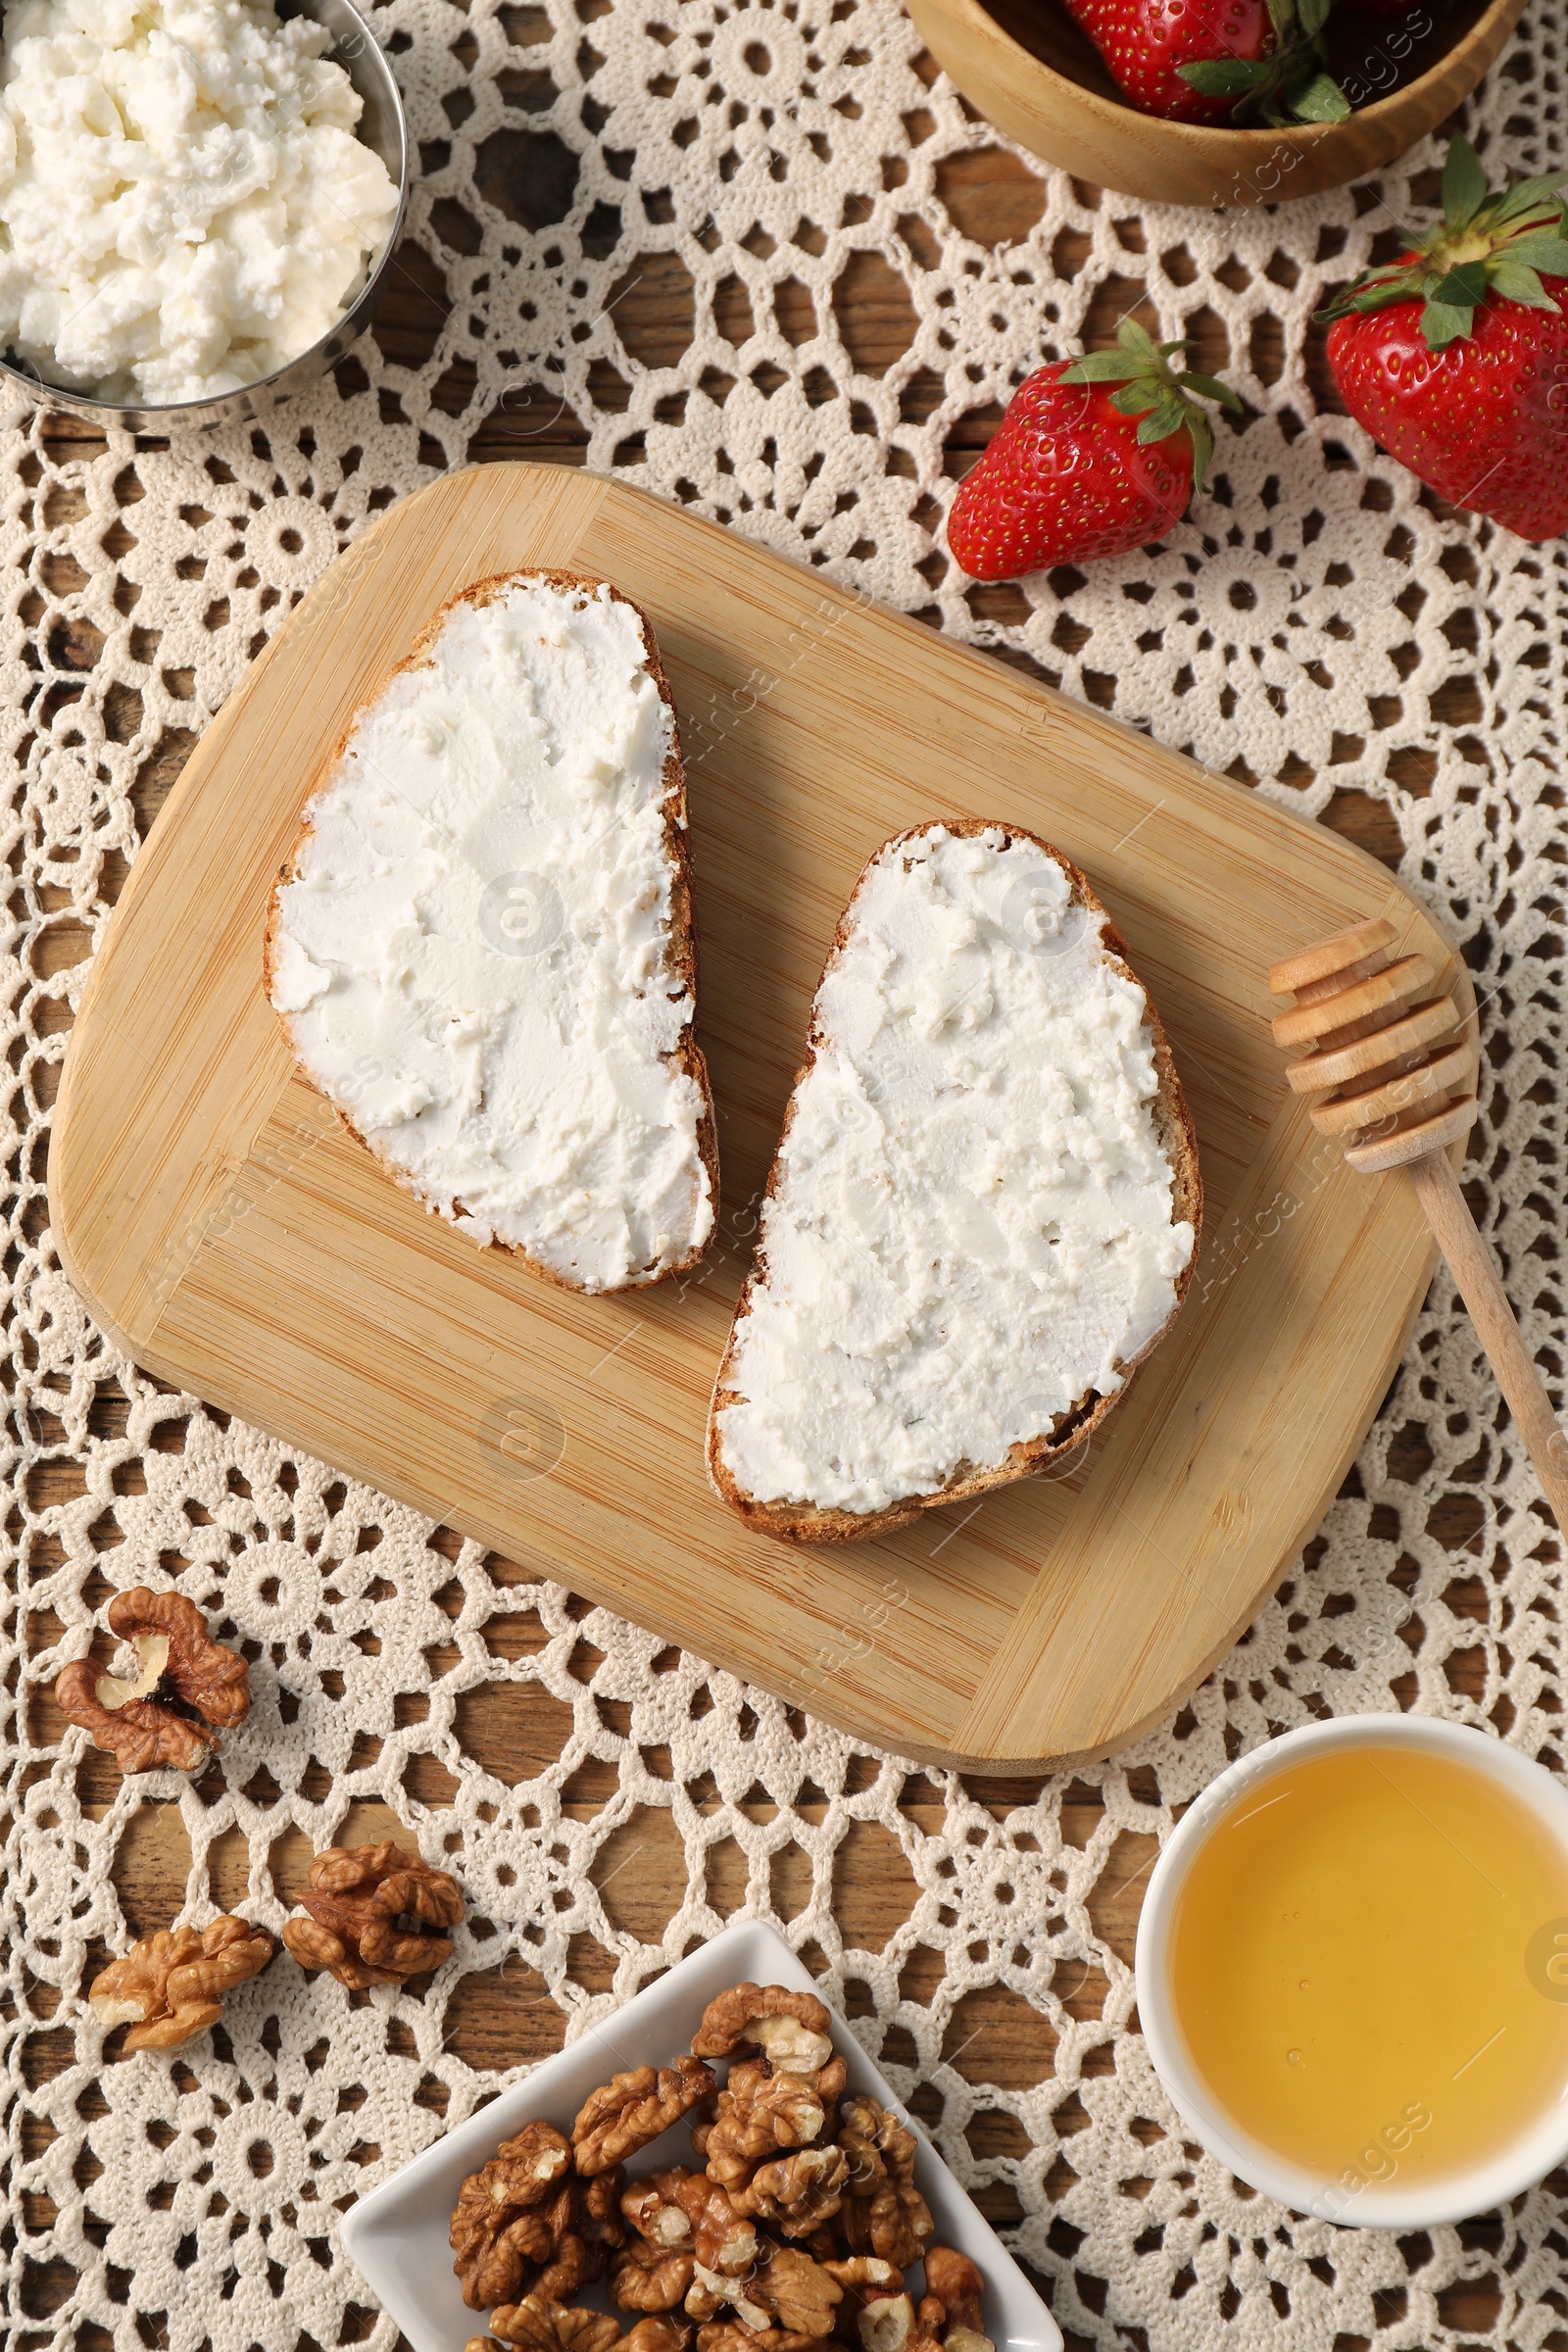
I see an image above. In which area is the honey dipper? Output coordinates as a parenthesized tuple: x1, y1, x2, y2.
(1268, 915, 1568, 1535)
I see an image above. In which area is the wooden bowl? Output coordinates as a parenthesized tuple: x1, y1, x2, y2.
(904, 0, 1529, 206)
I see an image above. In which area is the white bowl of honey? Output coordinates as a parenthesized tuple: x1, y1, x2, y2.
(1136, 1714, 1568, 2226)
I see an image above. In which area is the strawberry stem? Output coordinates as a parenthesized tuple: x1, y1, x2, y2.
(1315, 135, 1568, 349)
(1059, 320, 1242, 496)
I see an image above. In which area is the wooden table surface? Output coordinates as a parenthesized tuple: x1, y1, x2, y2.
(20, 235, 1509, 2336)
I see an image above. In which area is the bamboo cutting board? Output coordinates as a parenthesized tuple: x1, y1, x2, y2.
(51, 464, 1466, 1773)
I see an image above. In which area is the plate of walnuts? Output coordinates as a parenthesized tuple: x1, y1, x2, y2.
(341, 1921, 1062, 2352)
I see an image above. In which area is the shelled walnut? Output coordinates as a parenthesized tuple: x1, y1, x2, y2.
(856, 2296, 941, 2352)
(919, 2251, 984, 2338)
(674, 2176, 757, 2278)
(512, 2173, 627, 2305)
(750, 2244, 841, 2338)
(694, 2327, 826, 2352)
(470, 2321, 697, 2352)
(55, 1587, 251, 1775)
(836, 2099, 934, 2270)
(692, 1984, 834, 2076)
(621, 2167, 698, 2252)
(733, 2147, 851, 2236)
(452, 2123, 576, 2311)
(450, 2128, 625, 2315)
(574, 2171, 630, 2278)
(823, 2255, 903, 2339)
(612, 2239, 696, 2313)
(489, 2299, 624, 2352)
(694, 2327, 781, 2352)
(572, 2058, 715, 2175)
(704, 2058, 831, 2184)
(282, 1838, 463, 1988)
(624, 2323, 694, 2352)
(88, 1914, 274, 2050)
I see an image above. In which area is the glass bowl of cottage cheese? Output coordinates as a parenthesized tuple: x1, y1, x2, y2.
(0, 0, 408, 429)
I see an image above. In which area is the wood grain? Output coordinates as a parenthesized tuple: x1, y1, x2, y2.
(49, 461, 1471, 1774)
(904, 0, 1527, 207)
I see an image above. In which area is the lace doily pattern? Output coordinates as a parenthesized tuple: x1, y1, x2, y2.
(4, 2, 1564, 2349)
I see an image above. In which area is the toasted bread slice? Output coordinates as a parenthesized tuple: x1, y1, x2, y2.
(266, 568, 717, 1293)
(707, 820, 1200, 1543)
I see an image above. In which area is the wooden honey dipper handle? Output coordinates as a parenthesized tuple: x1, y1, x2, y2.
(1405, 1152, 1568, 1531)
(1270, 918, 1568, 1538)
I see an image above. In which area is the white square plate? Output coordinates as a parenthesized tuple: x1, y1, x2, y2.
(341, 1921, 1063, 2352)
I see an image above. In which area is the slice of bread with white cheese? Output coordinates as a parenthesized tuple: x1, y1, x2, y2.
(266, 568, 718, 1294)
(706, 820, 1200, 1542)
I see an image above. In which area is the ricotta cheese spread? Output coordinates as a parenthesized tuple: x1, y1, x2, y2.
(714, 825, 1195, 1515)
(0, 0, 400, 404)
(269, 575, 715, 1294)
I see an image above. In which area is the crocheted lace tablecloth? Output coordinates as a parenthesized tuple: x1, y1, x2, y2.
(6, 2, 1567, 2347)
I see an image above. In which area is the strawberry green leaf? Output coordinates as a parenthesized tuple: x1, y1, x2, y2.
(1109, 381, 1160, 418)
(1176, 371, 1244, 411)
(1489, 175, 1568, 226)
(1313, 267, 1423, 322)
(1486, 259, 1557, 307)
(1287, 70, 1351, 122)
(1426, 259, 1489, 309)
(1297, 0, 1333, 41)
(1133, 394, 1188, 442)
(1117, 320, 1163, 362)
(1419, 296, 1477, 347)
(1178, 55, 1277, 91)
(1443, 135, 1489, 234)
(1495, 231, 1568, 274)
(1184, 414, 1216, 497)
(1059, 351, 1141, 384)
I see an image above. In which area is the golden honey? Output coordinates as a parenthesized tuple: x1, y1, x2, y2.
(1168, 1744, 1568, 2204)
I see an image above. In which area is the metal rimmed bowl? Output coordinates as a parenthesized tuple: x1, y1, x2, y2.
(0, 0, 409, 432)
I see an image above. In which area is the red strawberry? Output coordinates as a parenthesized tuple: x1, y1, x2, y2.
(1319, 136, 1568, 541)
(1062, 0, 1349, 123)
(947, 322, 1240, 581)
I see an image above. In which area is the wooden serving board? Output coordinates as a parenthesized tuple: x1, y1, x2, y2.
(52, 464, 1467, 1773)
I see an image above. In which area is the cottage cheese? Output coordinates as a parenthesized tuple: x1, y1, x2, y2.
(0, 0, 399, 403)
(713, 825, 1195, 1515)
(269, 576, 716, 1294)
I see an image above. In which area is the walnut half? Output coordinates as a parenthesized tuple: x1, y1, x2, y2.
(692, 1984, 834, 2077)
(572, 2058, 715, 2176)
(612, 2240, 696, 2314)
(490, 2299, 623, 2352)
(621, 2167, 698, 2253)
(705, 2058, 830, 2185)
(751, 2245, 842, 2340)
(857, 2297, 943, 2352)
(920, 2251, 984, 2339)
(732, 2145, 850, 2235)
(837, 2099, 934, 2270)
(451, 2122, 575, 2311)
(55, 1588, 251, 1775)
(625, 2321, 694, 2352)
(88, 1915, 275, 2051)
(283, 1839, 463, 1988)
